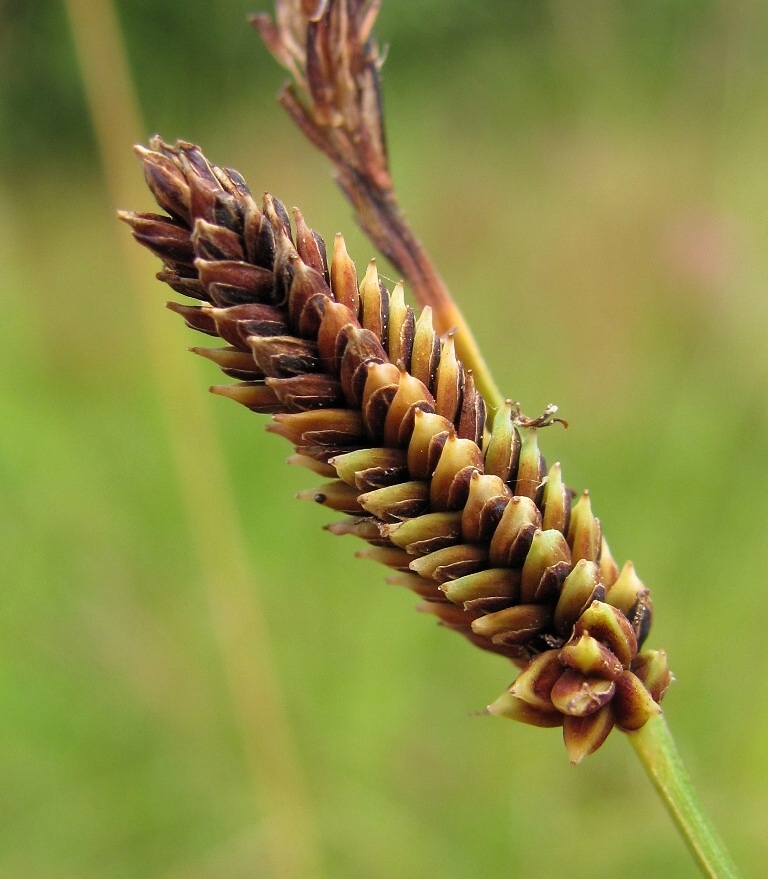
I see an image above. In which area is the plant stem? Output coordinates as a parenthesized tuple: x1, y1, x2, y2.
(627, 715, 741, 879)
(65, 2, 324, 875)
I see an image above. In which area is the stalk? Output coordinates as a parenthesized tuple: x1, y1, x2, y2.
(629, 716, 741, 879)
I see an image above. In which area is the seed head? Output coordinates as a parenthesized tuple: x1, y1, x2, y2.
(121, 137, 671, 761)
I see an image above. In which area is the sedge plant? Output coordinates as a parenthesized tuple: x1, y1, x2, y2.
(119, 2, 741, 876)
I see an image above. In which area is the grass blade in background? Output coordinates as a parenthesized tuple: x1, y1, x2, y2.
(62, 0, 323, 875)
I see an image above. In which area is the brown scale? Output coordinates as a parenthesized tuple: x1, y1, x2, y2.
(122, 137, 672, 762)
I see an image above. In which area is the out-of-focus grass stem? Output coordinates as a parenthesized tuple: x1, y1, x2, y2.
(62, 0, 324, 876)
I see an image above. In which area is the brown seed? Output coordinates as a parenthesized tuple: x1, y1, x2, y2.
(574, 601, 638, 669)
(563, 705, 615, 764)
(484, 400, 521, 483)
(519, 529, 572, 604)
(166, 301, 219, 335)
(268, 408, 365, 446)
(470, 603, 552, 646)
(289, 259, 332, 337)
(385, 511, 463, 554)
(359, 259, 388, 342)
(550, 669, 616, 717)
(196, 258, 277, 306)
(339, 326, 388, 406)
(383, 370, 435, 448)
(488, 496, 541, 567)
(325, 516, 388, 545)
(406, 410, 452, 479)
(434, 333, 462, 423)
(487, 691, 563, 728)
(120, 211, 195, 265)
(330, 234, 359, 314)
(509, 649, 563, 712)
(553, 559, 605, 636)
(297, 479, 364, 513)
(209, 382, 281, 412)
(515, 428, 545, 500)
(612, 670, 661, 731)
(356, 545, 414, 571)
(209, 303, 287, 347)
(631, 650, 673, 703)
(456, 370, 485, 445)
(361, 362, 401, 436)
(266, 373, 344, 411)
(411, 306, 440, 389)
(541, 462, 570, 533)
(249, 334, 321, 377)
(293, 207, 328, 278)
(567, 491, 602, 564)
(386, 281, 414, 371)
(191, 346, 261, 379)
(329, 447, 409, 490)
(134, 145, 192, 223)
(441, 567, 521, 611)
(559, 632, 624, 680)
(358, 480, 430, 522)
(410, 543, 489, 583)
(429, 433, 484, 512)
(387, 571, 447, 601)
(193, 218, 244, 262)
(461, 472, 512, 544)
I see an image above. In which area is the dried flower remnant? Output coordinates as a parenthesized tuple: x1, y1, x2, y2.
(251, 0, 391, 240)
(120, 137, 672, 762)
(250, 0, 506, 413)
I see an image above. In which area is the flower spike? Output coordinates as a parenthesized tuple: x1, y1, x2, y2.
(121, 137, 671, 759)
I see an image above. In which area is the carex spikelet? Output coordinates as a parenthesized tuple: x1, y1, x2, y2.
(120, 137, 672, 763)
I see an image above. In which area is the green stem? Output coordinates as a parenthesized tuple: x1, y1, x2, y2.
(627, 714, 741, 879)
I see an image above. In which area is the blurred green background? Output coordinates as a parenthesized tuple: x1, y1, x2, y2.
(2, 1, 767, 876)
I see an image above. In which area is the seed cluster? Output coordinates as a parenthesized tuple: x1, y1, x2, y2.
(121, 137, 672, 762)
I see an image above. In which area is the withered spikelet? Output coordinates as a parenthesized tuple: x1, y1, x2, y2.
(120, 137, 672, 762)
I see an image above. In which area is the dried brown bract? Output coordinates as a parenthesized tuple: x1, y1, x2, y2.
(251, 1, 391, 226)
